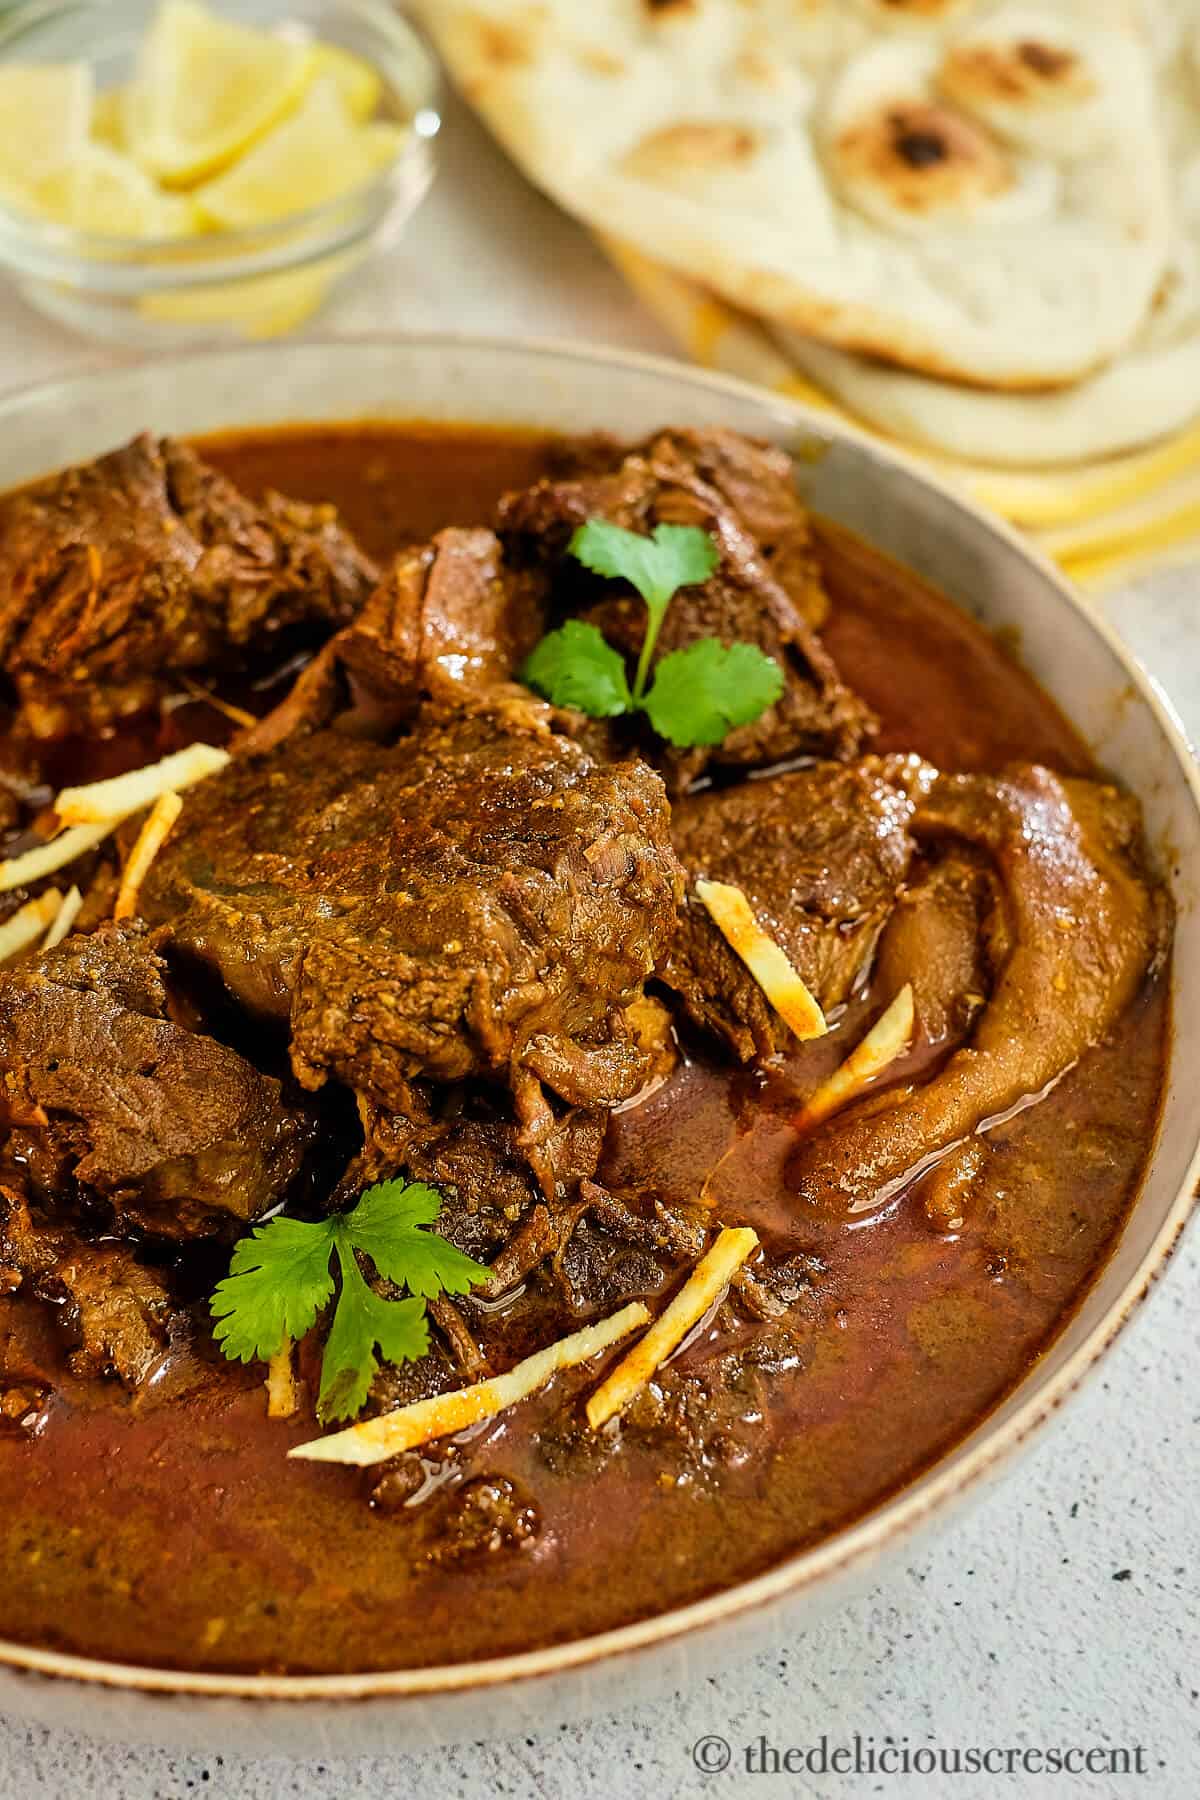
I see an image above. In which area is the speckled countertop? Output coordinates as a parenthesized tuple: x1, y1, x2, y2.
(0, 93, 1196, 1800)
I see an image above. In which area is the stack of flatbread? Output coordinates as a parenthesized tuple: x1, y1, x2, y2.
(411, 0, 1200, 586)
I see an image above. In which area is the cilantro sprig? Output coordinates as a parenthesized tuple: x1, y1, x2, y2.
(520, 519, 784, 748)
(210, 1179, 488, 1424)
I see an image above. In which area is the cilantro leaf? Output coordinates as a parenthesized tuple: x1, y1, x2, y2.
(344, 1177, 489, 1300)
(519, 516, 782, 752)
(568, 520, 719, 699)
(568, 518, 718, 612)
(520, 620, 631, 717)
(318, 1242, 430, 1423)
(641, 639, 785, 749)
(209, 1177, 489, 1422)
(211, 1215, 337, 1364)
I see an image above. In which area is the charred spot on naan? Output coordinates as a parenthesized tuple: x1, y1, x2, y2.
(453, 6, 545, 99)
(832, 100, 1012, 218)
(575, 45, 628, 76)
(930, 13, 1131, 164)
(621, 122, 762, 190)
(736, 47, 798, 93)
(864, 0, 975, 20)
(939, 39, 1095, 112)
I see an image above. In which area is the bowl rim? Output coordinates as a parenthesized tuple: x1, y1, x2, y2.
(0, 330, 1196, 1705)
(0, 0, 441, 289)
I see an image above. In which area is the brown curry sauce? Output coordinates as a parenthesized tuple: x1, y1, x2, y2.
(0, 426, 1168, 1675)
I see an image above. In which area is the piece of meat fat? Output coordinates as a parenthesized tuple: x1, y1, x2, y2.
(872, 848, 997, 1055)
(787, 766, 1165, 1218)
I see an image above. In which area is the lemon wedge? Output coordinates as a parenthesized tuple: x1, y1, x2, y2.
(124, 0, 315, 187)
(361, 121, 408, 168)
(32, 144, 198, 238)
(139, 246, 361, 337)
(193, 78, 395, 230)
(308, 42, 383, 122)
(91, 88, 128, 151)
(0, 62, 93, 206)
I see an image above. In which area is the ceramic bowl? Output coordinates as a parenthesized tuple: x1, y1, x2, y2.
(0, 337, 1195, 1755)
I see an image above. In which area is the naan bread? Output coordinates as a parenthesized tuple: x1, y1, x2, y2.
(414, 0, 1170, 389)
(772, 1, 1200, 464)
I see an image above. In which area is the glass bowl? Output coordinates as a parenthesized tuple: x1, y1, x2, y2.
(0, 0, 440, 346)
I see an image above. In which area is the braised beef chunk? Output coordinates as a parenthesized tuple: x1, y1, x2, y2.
(41, 1241, 174, 1388)
(551, 1211, 670, 1317)
(546, 427, 831, 629)
(402, 1107, 605, 1225)
(238, 527, 546, 754)
(663, 756, 931, 1061)
(0, 433, 377, 737)
(236, 428, 865, 784)
(498, 428, 872, 786)
(348, 1104, 639, 1400)
(142, 703, 683, 1159)
(350, 1105, 610, 1320)
(0, 1192, 174, 1388)
(359, 1111, 678, 1413)
(0, 924, 314, 1241)
(411, 1110, 670, 1317)
(538, 1280, 818, 1482)
(341, 529, 545, 717)
(592, 1312, 812, 1474)
(789, 767, 1165, 1216)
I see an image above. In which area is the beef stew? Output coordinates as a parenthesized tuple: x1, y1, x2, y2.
(0, 423, 1169, 1675)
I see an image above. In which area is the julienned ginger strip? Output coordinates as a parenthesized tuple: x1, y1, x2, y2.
(289, 1300, 651, 1467)
(0, 889, 64, 964)
(56, 742, 229, 826)
(0, 742, 228, 895)
(585, 1226, 759, 1430)
(794, 985, 915, 1132)
(266, 1339, 301, 1420)
(41, 884, 82, 951)
(114, 791, 183, 922)
(695, 878, 827, 1041)
(0, 821, 114, 894)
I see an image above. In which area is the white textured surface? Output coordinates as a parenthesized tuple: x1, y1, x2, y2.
(0, 90, 1196, 1800)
